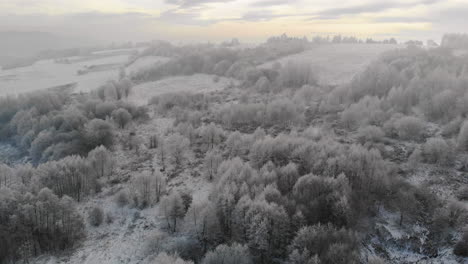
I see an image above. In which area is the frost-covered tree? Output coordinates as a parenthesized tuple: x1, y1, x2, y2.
(184, 201, 221, 251)
(175, 122, 196, 145)
(84, 118, 114, 149)
(266, 98, 303, 127)
(153, 252, 194, 264)
(293, 174, 351, 226)
(458, 121, 468, 151)
(160, 191, 186, 232)
(198, 123, 224, 151)
(165, 134, 191, 172)
(201, 243, 253, 264)
(35, 155, 97, 201)
(87, 145, 114, 179)
(225, 131, 251, 158)
(357, 125, 385, 144)
(112, 108, 132, 129)
(0, 164, 14, 187)
(130, 171, 167, 208)
(287, 249, 320, 264)
(203, 149, 223, 181)
(277, 162, 300, 195)
(0, 187, 85, 262)
(288, 224, 359, 264)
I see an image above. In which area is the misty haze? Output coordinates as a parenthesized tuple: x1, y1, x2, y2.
(1, 1, 468, 264)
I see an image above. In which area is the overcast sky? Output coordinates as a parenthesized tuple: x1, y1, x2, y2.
(1, 0, 467, 43)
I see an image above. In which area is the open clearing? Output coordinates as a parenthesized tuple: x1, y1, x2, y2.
(125, 56, 170, 75)
(127, 74, 236, 106)
(260, 44, 401, 86)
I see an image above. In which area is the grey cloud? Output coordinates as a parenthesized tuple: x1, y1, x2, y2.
(373, 16, 431, 23)
(434, 6, 468, 22)
(316, 0, 441, 19)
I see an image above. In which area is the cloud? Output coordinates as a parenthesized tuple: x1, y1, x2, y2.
(165, 0, 236, 8)
(241, 10, 280, 21)
(316, 0, 441, 19)
(373, 16, 431, 24)
(158, 9, 217, 25)
(250, 0, 296, 7)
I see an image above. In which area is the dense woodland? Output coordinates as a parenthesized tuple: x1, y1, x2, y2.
(0, 35, 468, 264)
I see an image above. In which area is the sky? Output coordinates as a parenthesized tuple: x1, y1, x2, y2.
(0, 0, 467, 43)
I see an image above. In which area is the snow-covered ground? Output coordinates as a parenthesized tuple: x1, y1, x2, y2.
(260, 44, 400, 86)
(0, 50, 136, 96)
(127, 74, 237, 106)
(125, 56, 170, 76)
(33, 115, 212, 264)
(35, 185, 164, 264)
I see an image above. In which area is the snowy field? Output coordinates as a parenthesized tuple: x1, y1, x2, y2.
(260, 44, 401, 86)
(0, 49, 137, 96)
(125, 56, 170, 75)
(127, 74, 237, 106)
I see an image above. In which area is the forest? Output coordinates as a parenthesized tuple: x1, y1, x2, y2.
(0, 34, 467, 264)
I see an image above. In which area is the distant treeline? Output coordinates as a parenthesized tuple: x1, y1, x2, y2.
(441, 33, 468, 49)
(310, 34, 398, 45)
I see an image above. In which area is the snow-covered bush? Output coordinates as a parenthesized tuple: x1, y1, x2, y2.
(357, 125, 385, 143)
(111, 108, 132, 129)
(422, 138, 454, 165)
(115, 189, 129, 207)
(88, 206, 104, 227)
(456, 186, 468, 200)
(458, 121, 468, 151)
(454, 231, 468, 257)
(394, 116, 425, 141)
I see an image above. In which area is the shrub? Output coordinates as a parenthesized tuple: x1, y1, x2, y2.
(395, 116, 425, 141)
(441, 117, 463, 137)
(115, 189, 129, 207)
(458, 121, 468, 151)
(340, 96, 385, 130)
(111, 108, 132, 129)
(456, 186, 468, 200)
(88, 206, 104, 227)
(357, 125, 385, 143)
(279, 61, 317, 88)
(144, 230, 169, 257)
(454, 231, 468, 257)
(422, 138, 454, 165)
